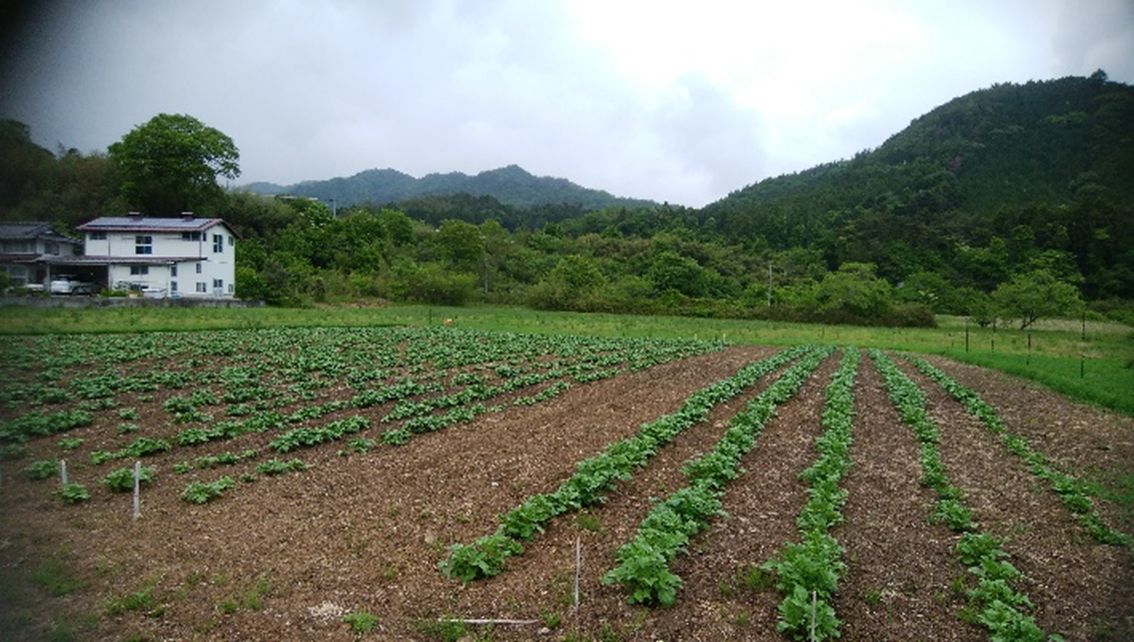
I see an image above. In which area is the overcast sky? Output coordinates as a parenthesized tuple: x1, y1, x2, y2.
(2, 0, 1133, 207)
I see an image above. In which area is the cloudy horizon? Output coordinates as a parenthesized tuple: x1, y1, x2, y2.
(2, 0, 1132, 207)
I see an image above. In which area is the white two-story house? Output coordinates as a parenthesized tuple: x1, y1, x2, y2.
(76, 213, 237, 298)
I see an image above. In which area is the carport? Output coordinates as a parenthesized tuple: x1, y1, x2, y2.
(44, 257, 111, 291)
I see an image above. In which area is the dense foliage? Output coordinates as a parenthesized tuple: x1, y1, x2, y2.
(2, 73, 1129, 324)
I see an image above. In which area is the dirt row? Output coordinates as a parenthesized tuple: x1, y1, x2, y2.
(1, 346, 1131, 641)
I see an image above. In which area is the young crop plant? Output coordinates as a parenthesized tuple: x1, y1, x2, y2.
(180, 476, 236, 504)
(25, 458, 60, 481)
(902, 354, 1132, 548)
(870, 349, 1055, 639)
(101, 466, 157, 492)
(604, 347, 835, 606)
(0, 409, 95, 444)
(269, 415, 370, 453)
(55, 482, 90, 504)
(764, 347, 859, 641)
(441, 346, 820, 584)
(254, 458, 309, 476)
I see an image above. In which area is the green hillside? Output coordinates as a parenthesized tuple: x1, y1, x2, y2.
(244, 164, 657, 210)
(697, 72, 1134, 299)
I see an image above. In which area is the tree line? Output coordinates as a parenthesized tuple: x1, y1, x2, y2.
(2, 74, 1129, 329)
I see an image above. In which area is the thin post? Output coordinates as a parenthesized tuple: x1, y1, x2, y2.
(132, 461, 141, 520)
(574, 535, 581, 613)
(811, 590, 817, 641)
(61, 459, 68, 486)
(767, 262, 773, 307)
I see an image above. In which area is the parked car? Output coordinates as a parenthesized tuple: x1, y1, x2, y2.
(50, 275, 97, 295)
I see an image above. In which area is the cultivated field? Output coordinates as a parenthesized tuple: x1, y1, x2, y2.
(0, 326, 1130, 641)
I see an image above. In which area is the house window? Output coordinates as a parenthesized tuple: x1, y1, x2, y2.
(196, 282, 207, 293)
(135, 235, 152, 255)
(130, 266, 149, 276)
(213, 234, 224, 253)
(5, 265, 27, 285)
(228, 236, 234, 246)
(196, 263, 202, 274)
(213, 278, 223, 289)
(44, 241, 59, 255)
(171, 282, 178, 292)
(171, 264, 178, 277)
(228, 283, 234, 294)
(90, 231, 107, 241)
(181, 232, 201, 241)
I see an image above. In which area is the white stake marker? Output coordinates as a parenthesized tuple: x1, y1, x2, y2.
(132, 461, 141, 520)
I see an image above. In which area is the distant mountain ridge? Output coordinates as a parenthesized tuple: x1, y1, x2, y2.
(243, 164, 657, 210)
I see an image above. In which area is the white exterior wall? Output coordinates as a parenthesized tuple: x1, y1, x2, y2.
(84, 223, 236, 298)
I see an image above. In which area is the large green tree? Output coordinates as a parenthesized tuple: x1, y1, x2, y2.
(108, 113, 240, 215)
(992, 269, 1083, 329)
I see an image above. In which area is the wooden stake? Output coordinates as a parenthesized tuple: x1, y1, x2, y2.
(61, 459, 68, 486)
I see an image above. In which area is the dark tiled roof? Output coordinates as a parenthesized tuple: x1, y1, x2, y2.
(77, 217, 228, 232)
(0, 222, 79, 242)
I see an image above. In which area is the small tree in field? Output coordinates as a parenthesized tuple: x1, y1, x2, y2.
(992, 269, 1082, 329)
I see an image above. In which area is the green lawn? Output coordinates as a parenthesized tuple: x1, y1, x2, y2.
(2, 303, 1131, 415)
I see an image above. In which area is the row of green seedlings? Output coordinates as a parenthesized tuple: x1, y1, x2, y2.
(24, 459, 156, 504)
(439, 345, 819, 583)
(30, 452, 310, 505)
(6, 329, 709, 461)
(869, 350, 1060, 641)
(761, 347, 859, 641)
(901, 354, 1132, 548)
(600, 346, 835, 607)
(269, 355, 632, 452)
(179, 459, 309, 504)
(173, 357, 607, 451)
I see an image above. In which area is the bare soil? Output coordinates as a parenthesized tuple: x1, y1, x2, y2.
(1, 347, 1131, 641)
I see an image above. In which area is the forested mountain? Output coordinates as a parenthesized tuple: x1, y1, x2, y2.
(695, 72, 1133, 299)
(244, 164, 657, 210)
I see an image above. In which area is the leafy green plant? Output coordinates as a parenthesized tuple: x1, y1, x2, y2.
(101, 466, 156, 492)
(254, 458, 308, 476)
(439, 531, 524, 583)
(57, 438, 83, 450)
(343, 611, 379, 633)
(26, 458, 60, 480)
(55, 483, 90, 504)
(180, 476, 236, 504)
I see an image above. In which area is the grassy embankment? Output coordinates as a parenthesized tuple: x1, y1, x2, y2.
(1, 303, 1131, 416)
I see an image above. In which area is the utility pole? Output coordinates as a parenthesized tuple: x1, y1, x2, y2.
(767, 262, 773, 307)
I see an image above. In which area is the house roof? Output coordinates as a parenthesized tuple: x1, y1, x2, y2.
(0, 222, 80, 242)
(77, 216, 229, 233)
(47, 255, 205, 266)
